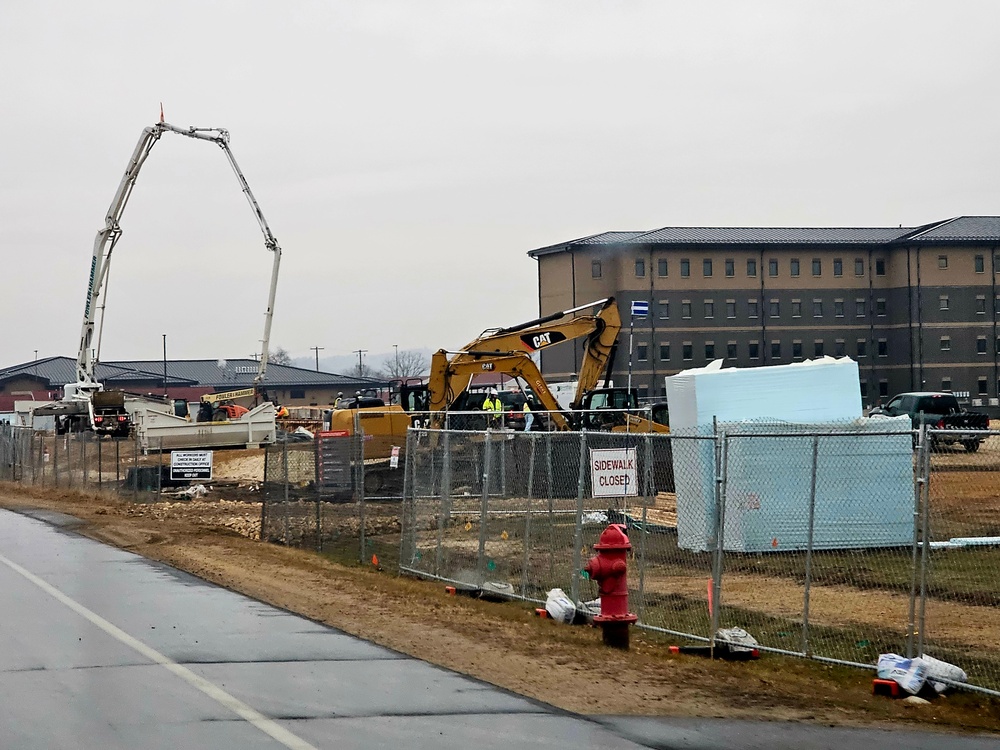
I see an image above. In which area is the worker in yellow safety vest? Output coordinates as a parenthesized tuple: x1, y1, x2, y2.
(482, 389, 502, 427)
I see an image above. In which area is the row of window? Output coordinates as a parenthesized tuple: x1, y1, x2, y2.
(634, 338, 888, 363)
(594, 253, 998, 280)
(653, 298, 884, 320)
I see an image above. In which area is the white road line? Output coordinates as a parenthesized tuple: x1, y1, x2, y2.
(0, 551, 319, 750)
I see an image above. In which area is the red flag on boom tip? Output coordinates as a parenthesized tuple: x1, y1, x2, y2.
(159, 103, 164, 123)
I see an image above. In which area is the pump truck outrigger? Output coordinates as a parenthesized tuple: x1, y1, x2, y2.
(40, 116, 282, 436)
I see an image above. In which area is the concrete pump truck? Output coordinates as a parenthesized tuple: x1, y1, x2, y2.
(38, 115, 282, 437)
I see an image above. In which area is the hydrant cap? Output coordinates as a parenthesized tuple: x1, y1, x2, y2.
(593, 523, 631, 551)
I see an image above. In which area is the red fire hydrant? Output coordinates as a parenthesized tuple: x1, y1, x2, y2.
(583, 523, 638, 650)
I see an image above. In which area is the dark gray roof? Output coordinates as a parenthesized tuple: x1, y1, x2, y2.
(632, 226, 915, 245)
(528, 216, 1000, 256)
(905, 216, 1000, 242)
(0, 357, 387, 390)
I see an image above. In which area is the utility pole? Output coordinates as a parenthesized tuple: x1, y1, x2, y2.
(354, 349, 368, 378)
(394, 344, 399, 376)
(311, 345, 324, 372)
(162, 334, 168, 396)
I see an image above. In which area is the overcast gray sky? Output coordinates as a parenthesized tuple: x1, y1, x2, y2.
(3, 1, 999, 370)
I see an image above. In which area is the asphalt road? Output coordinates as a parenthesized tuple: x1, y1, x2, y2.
(0, 507, 996, 750)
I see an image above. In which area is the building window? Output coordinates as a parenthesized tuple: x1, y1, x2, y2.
(878, 338, 887, 357)
(812, 258, 822, 276)
(771, 340, 781, 359)
(876, 298, 886, 316)
(635, 259, 646, 277)
(705, 342, 715, 359)
(813, 299, 823, 317)
(682, 342, 693, 360)
(659, 343, 670, 361)
(747, 258, 757, 277)
(658, 258, 668, 277)
(940, 295, 949, 311)
(835, 339, 846, 357)
(703, 259, 713, 277)
(856, 299, 866, 317)
(704, 301, 714, 318)
(979, 377, 988, 396)
(875, 259, 886, 276)
(855, 258, 865, 276)
(726, 300, 736, 318)
(977, 296, 986, 315)
(769, 299, 780, 317)
(725, 258, 735, 277)
(290, 389, 306, 399)
(792, 340, 803, 358)
(860, 380, 869, 399)
(748, 299, 758, 318)
(834, 300, 844, 318)
(790, 258, 800, 277)
(942, 377, 952, 392)
(682, 301, 692, 319)
(833, 258, 843, 277)
(879, 380, 889, 398)
(768, 258, 778, 277)
(938, 255, 948, 269)
(637, 344, 648, 361)
(727, 342, 737, 359)
(792, 300, 802, 317)
(978, 336, 987, 355)
(749, 341, 760, 359)
(996, 336, 1000, 354)
(681, 259, 690, 277)
(857, 339, 867, 357)
(814, 340, 824, 357)
(658, 300, 670, 319)
(976, 255, 985, 273)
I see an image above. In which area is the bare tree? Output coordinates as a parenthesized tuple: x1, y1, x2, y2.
(267, 346, 293, 366)
(381, 349, 428, 380)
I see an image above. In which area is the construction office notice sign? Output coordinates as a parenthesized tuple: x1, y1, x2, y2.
(590, 447, 637, 497)
(170, 450, 213, 481)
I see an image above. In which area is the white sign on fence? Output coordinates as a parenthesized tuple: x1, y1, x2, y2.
(590, 447, 638, 497)
(170, 450, 213, 481)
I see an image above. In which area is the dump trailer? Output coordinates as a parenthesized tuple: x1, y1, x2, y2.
(132, 401, 276, 452)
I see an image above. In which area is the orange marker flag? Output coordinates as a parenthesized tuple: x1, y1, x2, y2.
(707, 579, 714, 619)
(159, 102, 165, 123)
(371, 554, 379, 567)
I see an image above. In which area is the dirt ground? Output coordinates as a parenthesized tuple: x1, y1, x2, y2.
(2, 471, 1000, 734)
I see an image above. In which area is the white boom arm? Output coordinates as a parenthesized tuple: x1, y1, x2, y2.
(73, 120, 282, 399)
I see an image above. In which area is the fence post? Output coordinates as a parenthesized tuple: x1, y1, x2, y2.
(434, 428, 452, 576)
(53, 433, 60, 488)
(571, 431, 587, 604)
(97, 437, 102, 489)
(547, 431, 555, 582)
(520, 432, 537, 599)
(132, 434, 139, 502)
(801, 434, 819, 656)
(477, 429, 494, 587)
(314, 437, 322, 553)
(906, 422, 929, 658)
(260, 443, 270, 542)
(282, 437, 290, 545)
(356, 411, 366, 564)
(156, 438, 163, 503)
(399, 428, 416, 569)
(637, 432, 653, 623)
(709, 422, 727, 650)
(916, 426, 932, 657)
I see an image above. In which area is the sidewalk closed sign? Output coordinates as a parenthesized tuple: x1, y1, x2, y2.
(590, 447, 637, 497)
(171, 450, 213, 481)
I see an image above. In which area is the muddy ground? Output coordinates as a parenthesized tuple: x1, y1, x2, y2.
(2, 452, 999, 734)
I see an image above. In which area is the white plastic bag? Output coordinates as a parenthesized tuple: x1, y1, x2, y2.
(921, 654, 968, 693)
(715, 627, 759, 653)
(544, 588, 576, 624)
(877, 653, 928, 695)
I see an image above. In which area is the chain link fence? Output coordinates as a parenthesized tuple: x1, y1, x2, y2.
(397, 421, 1000, 697)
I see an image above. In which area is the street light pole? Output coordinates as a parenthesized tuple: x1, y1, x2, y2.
(394, 344, 399, 376)
(162, 334, 168, 396)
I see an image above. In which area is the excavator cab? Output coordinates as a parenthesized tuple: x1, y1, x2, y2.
(577, 388, 639, 431)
